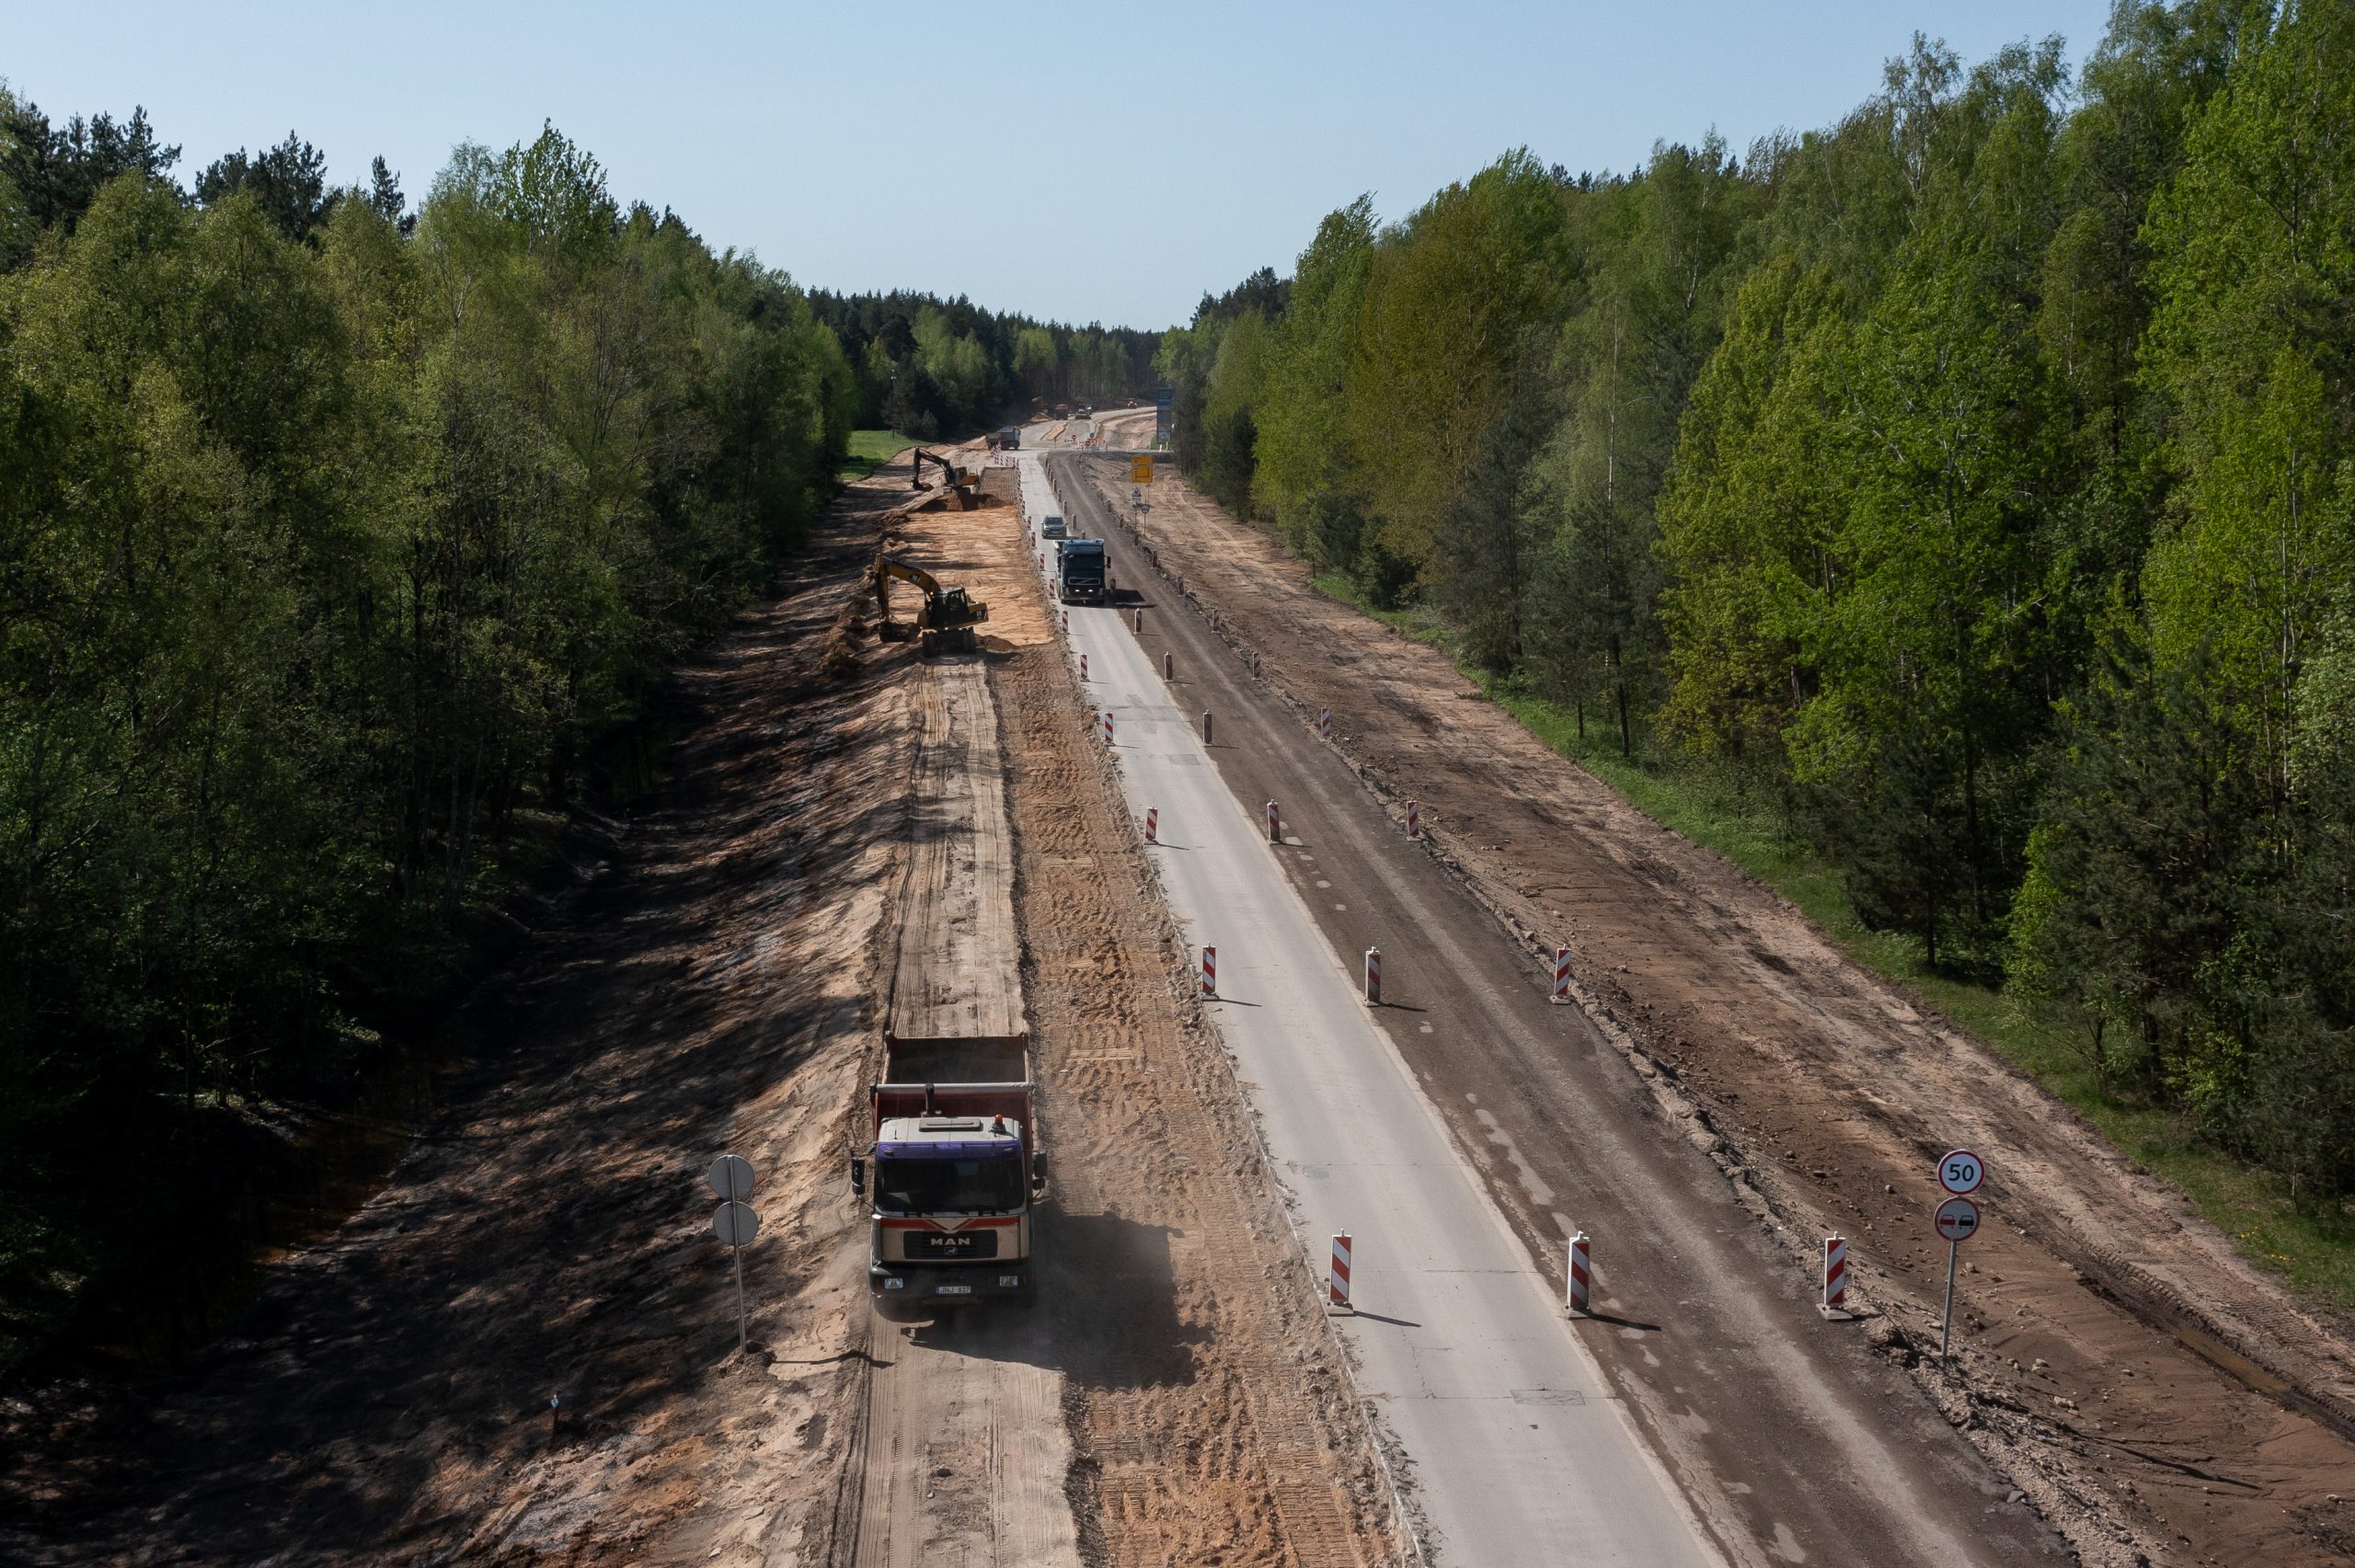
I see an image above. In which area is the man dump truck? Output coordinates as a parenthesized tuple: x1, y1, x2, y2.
(854, 1036, 1043, 1304)
(1056, 537, 1109, 604)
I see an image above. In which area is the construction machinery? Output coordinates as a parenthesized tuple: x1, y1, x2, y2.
(910, 448, 982, 509)
(853, 1036, 1043, 1306)
(874, 554, 989, 657)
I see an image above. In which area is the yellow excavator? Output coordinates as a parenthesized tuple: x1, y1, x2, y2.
(910, 448, 982, 510)
(874, 554, 989, 657)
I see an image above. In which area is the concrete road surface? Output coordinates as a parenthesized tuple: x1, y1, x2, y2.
(1018, 452, 1717, 1566)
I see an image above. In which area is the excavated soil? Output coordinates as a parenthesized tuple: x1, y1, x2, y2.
(1084, 456, 2355, 1567)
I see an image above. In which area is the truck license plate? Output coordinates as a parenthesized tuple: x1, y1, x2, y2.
(936, 1285, 973, 1296)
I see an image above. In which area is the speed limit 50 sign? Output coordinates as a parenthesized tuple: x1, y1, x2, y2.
(1937, 1149, 1985, 1195)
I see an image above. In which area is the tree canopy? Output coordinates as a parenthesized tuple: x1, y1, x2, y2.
(1158, 1, 2355, 1195)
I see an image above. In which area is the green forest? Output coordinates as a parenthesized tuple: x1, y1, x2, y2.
(810, 288, 1156, 438)
(1159, 3, 2355, 1207)
(0, 92, 1150, 1372)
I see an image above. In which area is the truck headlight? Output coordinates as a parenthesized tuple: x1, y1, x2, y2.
(882, 1277, 904, 1290)
(1000, 1275, 1023, 1288)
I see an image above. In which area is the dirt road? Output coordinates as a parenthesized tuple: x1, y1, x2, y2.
(1063, 451, 2355, 1566)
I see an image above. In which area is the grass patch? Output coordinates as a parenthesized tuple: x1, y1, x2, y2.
(1305, 571, 2355, 1314)
(839, 429, 922, 481)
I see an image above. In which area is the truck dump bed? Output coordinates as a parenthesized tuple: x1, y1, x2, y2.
(871, 1039, 1033, 1138)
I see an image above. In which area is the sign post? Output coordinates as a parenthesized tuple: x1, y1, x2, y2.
(1933, 1148, 1984, 1365)
(706, 1154, 760, 1353)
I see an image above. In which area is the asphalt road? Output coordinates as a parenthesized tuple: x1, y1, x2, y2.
(1038, 443, 2067, 1567)
(1021, 451, 1717, 1566)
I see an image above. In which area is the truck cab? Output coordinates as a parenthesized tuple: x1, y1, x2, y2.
(1057, 538, 1109, 604)
(867, 1115, 1034, 1302)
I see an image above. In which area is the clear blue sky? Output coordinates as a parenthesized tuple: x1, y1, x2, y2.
(6, 1, 2118, 330)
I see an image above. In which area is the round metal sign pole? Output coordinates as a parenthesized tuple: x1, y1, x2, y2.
(710, 1187, 761, 1354)
(1933, 1196, 1981, 1364)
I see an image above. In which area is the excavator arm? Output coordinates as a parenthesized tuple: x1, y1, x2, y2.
(910, 448, 981, 510)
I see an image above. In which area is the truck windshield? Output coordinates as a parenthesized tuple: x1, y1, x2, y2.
(874, 1155, 1026, 1214)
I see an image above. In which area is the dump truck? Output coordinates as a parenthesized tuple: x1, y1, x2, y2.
(1056, 537, 1109, 604)
(854, 1037, 1043, 1304)
(992, 426, 1022, 451)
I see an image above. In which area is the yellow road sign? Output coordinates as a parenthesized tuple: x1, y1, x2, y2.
(1131, 455, 1155, 484)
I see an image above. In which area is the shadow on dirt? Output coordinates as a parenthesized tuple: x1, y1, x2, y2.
(891, 1210, 1197, 1391)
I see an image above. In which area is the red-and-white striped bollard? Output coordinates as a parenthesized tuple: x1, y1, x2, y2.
(1329, 1232, 1352, 1310)
(1200, 944, 1216, 996)
(1144, 807, 1158, 842)
(1266, 800, 1281, 842)
(1103, 711, 1114, 746)
(1364, 947, 1382, 1004)
(1406, 800, 1421, 838)
(1318, 707, 1332, 741)
(1567, 1231, 1591, 1317)
(1079, 652, 1088, 681)
(1251, 650, 1261, 678)
(1550, 947, 1572, 1003)
(1061, 609, 1069, 635)
(1821, 1235, 1852, 1320)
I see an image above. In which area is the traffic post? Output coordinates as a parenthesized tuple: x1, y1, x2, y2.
(1329, 1232, 1352, 1312)
(1318, 707, 1332, 741)
(1134, 609, 1143, 635)
(1550, 947, 1573, 1003)
(1200, 944, 1216, 997)
(1820, 1235, 1853, 1321)
(1266, 800, 1281, 842)
(1079, 652, 1088, 681)
(1364, 947, 1382, 1005)
(1406, 799, 1420, 838)
(1163, 651, 1174, 680)
(1567, 1231, 1591, 1317)
(1202, 710, 1214, 746)
(1103, 711, 1114, 747)
(1144, 807, 1157, 842)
